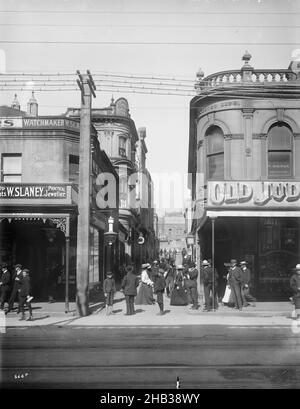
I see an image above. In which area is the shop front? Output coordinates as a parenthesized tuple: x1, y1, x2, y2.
(0, 183, 77, 305)
(198, 180, 300, 301)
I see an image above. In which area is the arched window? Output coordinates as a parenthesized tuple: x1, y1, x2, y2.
(206, 126, 224, 180)
(268, 123, 293, 178)
(119, 136, 127, 158)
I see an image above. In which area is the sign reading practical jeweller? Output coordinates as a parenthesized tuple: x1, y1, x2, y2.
(208, 181, 300, 207)
(0, 185, 67, 199)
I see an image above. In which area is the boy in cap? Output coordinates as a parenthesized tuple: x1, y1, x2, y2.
(154, 268, 166, 315)
(103, 272, 116, 315)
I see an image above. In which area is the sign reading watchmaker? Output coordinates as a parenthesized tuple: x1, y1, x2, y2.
(0, 184, 67, 199)
(208, 181, 300, 207)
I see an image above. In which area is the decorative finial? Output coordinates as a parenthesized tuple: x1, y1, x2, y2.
(242, 50, 252, 64)
(196, 67, 204, 79)
(110, 95, 115, 105)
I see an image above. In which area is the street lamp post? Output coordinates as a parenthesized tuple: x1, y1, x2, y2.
(186, 233, 195, 263)
(104, 216, 118, 275)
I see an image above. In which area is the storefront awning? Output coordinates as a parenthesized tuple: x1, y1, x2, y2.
(207, 210, 300, 218)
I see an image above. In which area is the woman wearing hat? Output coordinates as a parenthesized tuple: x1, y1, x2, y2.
(290, 264, 300, 319)
(170, 265, 188, 306)
(135, 263, 155, 305)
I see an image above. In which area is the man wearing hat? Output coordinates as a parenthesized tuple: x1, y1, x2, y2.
(0, 264, 11, 311)
(202, 260, 218, 311)
(290, 264, 300, 319)
(103, 272, 116, 315)
(228, 259, 243, 310)
(188, 262, 199, 310)
(154, 268, 166, 315)
(121, 265, 139, 315)
(6, 264, 23, 314)
(240, 261, 256, 307)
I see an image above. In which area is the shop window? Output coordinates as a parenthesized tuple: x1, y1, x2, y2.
(69, 155, 79, 185)
(267, 123, 293, 178)
(1, 154, 22, 182)
(89, 227, 100, 284)
(119, 136, 127, 158)
(206, 126, 224, 180)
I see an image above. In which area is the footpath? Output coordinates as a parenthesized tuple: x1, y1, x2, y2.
(1, 292, 298, 329)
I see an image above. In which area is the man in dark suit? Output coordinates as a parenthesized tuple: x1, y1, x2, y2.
(6, 264, 23, 313)
(228, 259, 243, 310)
(202, 260, 218, 311)
(121, 265, 139, 315)
(18, 268, 33, 321)
(188, 262, 199, 310)
(0, 264, 11, 310)
(240, 261, 256, 307)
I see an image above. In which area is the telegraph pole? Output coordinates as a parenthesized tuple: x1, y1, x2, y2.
(76, 70, 96, 316)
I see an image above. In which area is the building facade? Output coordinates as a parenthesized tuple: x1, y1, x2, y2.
(0, 94, 119, 302)
(188, 52, 300, 300)
(66, 97, 158, 271)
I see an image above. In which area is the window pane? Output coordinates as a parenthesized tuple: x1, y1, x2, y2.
(3, 175, 21, 182)
(208, 154, 224, 179)
(3, 155, 22, 174)
(206, 127, 224, 154)
(268, 125, 292, 150)
(268, 152, 292, 177)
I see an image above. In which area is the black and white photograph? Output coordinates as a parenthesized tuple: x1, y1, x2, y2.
(0, 0, 300, 395)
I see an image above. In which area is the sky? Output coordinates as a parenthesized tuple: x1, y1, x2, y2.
(0, 0, 299, 213)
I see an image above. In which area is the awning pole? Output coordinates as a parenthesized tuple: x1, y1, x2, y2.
(211, 218, 215, 312)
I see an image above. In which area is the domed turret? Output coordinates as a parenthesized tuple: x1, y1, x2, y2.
(11, 94, 20, 110)
(27, 91, 38, 116)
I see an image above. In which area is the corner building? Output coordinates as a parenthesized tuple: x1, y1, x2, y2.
(188, 52, 300, 300)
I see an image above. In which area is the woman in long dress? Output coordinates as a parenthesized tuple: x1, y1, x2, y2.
(170, 265, 188, 306)
(135, 263, 155, 305)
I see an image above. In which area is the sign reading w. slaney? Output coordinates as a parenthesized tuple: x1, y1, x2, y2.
(208, 181, 300, 207)
(0, 184, 67, 199)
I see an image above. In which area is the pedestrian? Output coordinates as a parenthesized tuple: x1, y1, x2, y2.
(18, 269, 33, 321)
(170, 265, 188, 306)
(188, 262, 199, 310)
(154, 268, 166, 315)
(228, 259, 243, 311)
(150, 260, 160, 283)
(221, 263, 232, 306)
(103, 271, 116, 315)
(290, 264, 300, 320)
(6, 264, 23, 314)
(135, 263, 155, 305)
(121, 265, 139, 315)
(0, 264, 11, 311)
(202, 260, 218, 311)
(240, 261, 256, 307)
(165, 262, 175, 298)
(46, 261, 60, 303)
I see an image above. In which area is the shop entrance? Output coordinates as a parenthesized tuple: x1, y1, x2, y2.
(0, 219, 66, 301)
(199, 216, 300, 301)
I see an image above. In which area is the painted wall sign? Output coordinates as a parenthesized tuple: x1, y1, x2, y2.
(0, 184, 67, 199)
(208, 181, 300, 207)
(0, 117, 23, 128)
(22, 118, 80, 130)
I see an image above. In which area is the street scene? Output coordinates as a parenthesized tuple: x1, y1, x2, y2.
(1, 0, 300, 392)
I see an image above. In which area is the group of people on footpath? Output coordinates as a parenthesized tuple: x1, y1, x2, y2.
(103, 257, 300, 319)
(0, 263, 33, 321)
(103, 258, 200, 316)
